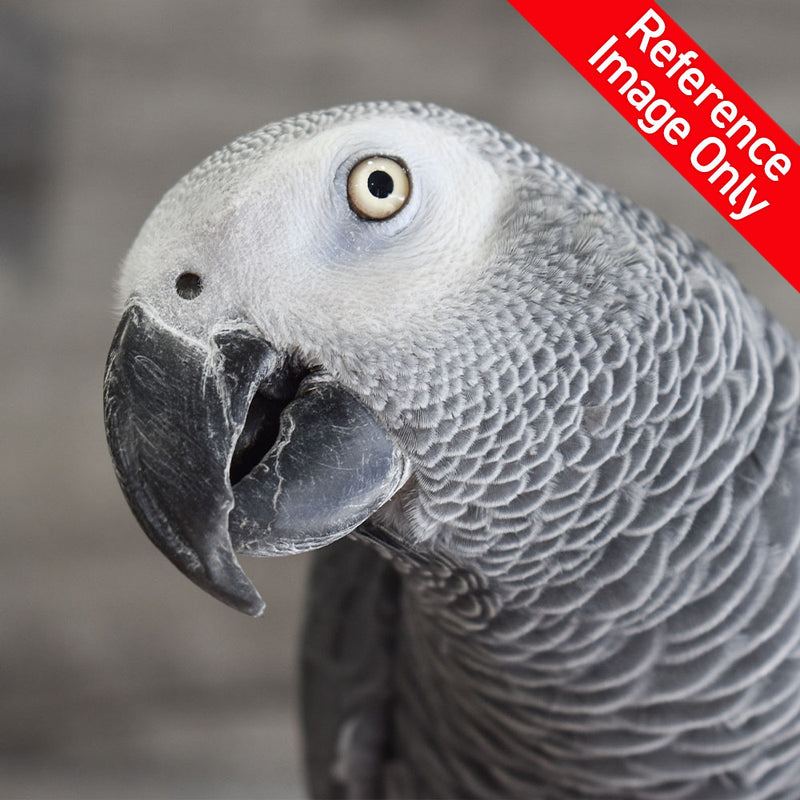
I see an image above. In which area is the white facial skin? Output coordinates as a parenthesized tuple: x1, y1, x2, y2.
(118, 115, 509, 375)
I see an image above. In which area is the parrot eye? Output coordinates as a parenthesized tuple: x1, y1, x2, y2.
(347, 156, 410, 220)
(175, 272, 203, 300)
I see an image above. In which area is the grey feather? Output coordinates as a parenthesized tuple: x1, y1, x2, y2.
(301, 536, 399, 799)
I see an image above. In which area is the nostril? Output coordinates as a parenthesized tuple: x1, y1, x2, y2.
(176, 272, 203, 300)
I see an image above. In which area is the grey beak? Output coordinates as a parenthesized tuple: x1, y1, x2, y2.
(103, 303, 408, 616)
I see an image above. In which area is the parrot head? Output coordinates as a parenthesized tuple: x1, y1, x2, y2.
(104, 101, 648, 616)
(103, 102, 521, 615)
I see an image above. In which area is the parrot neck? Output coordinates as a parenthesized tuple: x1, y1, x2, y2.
(356, 234, 800, 795)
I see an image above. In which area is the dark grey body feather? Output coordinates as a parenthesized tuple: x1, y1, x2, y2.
(301, 537, 399, 799)
(301, 106, 800, 799)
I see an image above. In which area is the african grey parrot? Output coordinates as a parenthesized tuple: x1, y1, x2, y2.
(103, 101, 800, 799)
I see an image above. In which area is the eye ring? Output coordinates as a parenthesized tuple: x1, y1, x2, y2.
(175, 271, 203, 300)
(347, 156, 410, 221)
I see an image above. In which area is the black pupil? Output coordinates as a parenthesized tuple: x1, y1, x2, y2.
(367, 170, 393, 199)
(176, 272, 203, 299)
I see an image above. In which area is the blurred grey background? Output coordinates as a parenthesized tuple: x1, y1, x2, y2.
(0, 1, 797, 798)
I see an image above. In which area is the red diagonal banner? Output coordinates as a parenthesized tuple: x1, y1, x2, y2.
(507, 0, 800, 292)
